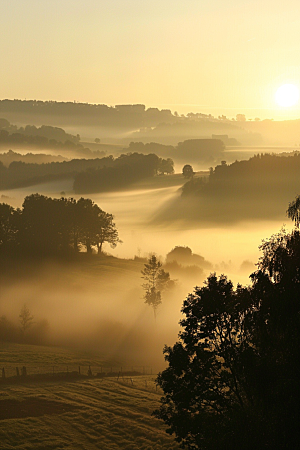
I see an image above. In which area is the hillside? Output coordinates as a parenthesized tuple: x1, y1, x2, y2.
(0, 344, 179, 450)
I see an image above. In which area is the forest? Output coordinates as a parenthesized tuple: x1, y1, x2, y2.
(154, 153, 300, 225)
(0, 152, 174, 191)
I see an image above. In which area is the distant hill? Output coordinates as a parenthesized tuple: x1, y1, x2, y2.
(1, 99, 300, 145)
(153, 153, 300, 225)
(0, 149, 67, 166)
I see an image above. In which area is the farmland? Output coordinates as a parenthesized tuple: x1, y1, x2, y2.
(0, 343, 179, 450)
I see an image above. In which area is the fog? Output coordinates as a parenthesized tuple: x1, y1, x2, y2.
(0, 177, 289, 370)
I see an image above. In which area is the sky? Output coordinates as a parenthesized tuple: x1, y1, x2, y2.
(1, 0, 300, 119)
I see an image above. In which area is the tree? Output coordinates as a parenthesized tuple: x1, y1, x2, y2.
(154, 225, 300, 449)
(141, 255, 172, 318)
(158, 158, 174, 175)
(0, 203, 19, 249)
(182, 164, 194, 179)
(94, 210, 121, 254)
(19, 304, 34, 335)
(287, 194, 300, 227)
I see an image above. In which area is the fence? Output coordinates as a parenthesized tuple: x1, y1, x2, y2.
(0, 364, 154, 384)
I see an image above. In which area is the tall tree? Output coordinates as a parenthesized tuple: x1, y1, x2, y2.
(287, 194, 300, 227)
(0, 203, 19, 249)
(141, 255, 172, 318)
(94, 210, 121, 254)
(19, 304, 34, 335)
(154, 225, 300, 449)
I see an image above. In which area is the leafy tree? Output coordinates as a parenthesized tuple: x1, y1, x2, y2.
(154, 225, 300, 449)
(94, 210, 121, 254)
(19, 304, 34, 335)
(182, 164, 194, 179)
(158, 157, 174, 175)
(0, 194, 121, 256)
(0, 203, 19, 249)
(141, 255, 172, 318)
(287, 194, 300, 227)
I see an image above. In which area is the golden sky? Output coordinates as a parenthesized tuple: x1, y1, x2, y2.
(1, 0, 300, 119)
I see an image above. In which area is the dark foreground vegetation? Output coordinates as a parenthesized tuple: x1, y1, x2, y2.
(154, 202, 300, 449)
(0, 194, 120, 255)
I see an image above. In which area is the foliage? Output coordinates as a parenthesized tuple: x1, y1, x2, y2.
(287, 194, 300, 227)
(182, 164, 194, 179)
(0, 194, 121, 256)
(19, 304, 34, 335)
(141, 255, 173, 317)
(166, 246, 212, 270)
(74, 152, 174, 194)
(154, 227, 300, 449)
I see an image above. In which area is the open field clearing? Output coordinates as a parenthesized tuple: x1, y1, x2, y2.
(0, 375, 179, 449)
(0, 341, 178, 449)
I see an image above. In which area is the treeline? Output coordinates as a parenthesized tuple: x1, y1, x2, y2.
(0, 118, 78, 143)
(0, 150, 66, 166)
(127, 139, 225, 163)
(182, 153, 300, 198)
(0, 194, 120, 256)
(156, 153, 300, 224)
(0, 100, 178, 127)
(0, 118, 106, 158)
(73, 153, 174, 193)
(0, 156, 115, 189)
(0, 153, 174, 191)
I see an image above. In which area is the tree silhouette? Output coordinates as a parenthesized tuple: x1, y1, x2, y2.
(154, 223, 300, 449)
(287, 194, 300, 227)
(182, 164, 194, 179)
(19, 304, 34, 335)
(141, 255, 172, 318)
(0, 194, 121, 256)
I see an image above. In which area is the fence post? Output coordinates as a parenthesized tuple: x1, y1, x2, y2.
(2, 367, 5, 379)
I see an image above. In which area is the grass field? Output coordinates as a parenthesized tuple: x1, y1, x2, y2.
(0, 343, 179, 450)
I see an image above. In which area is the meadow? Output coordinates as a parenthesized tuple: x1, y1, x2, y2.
(0, 342, 179, 450)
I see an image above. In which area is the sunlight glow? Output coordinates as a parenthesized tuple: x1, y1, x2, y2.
(275, 84, 299, 107)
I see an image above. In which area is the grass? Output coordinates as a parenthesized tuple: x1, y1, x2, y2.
(0, 343, 179, 449)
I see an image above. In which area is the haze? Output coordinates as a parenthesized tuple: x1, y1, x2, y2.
(1, 0, 300, 120)
(1, 3, 300, 448)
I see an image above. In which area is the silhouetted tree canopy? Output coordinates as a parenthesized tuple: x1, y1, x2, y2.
(182, 164, 194, 179)
(0, 152, 174, 191)
(152, 153, 300, 225)
(141, 255, 173, 318)
(166, 246, 212, 270)
(73, 152, 174, 193)
(0, 194, 120, 256)
(154, 225, 300, 449)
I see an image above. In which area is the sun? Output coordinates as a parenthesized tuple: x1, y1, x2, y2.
(275, 84, 299, 107)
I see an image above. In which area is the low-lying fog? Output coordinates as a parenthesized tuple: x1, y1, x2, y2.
(0, 178, 290, 370)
